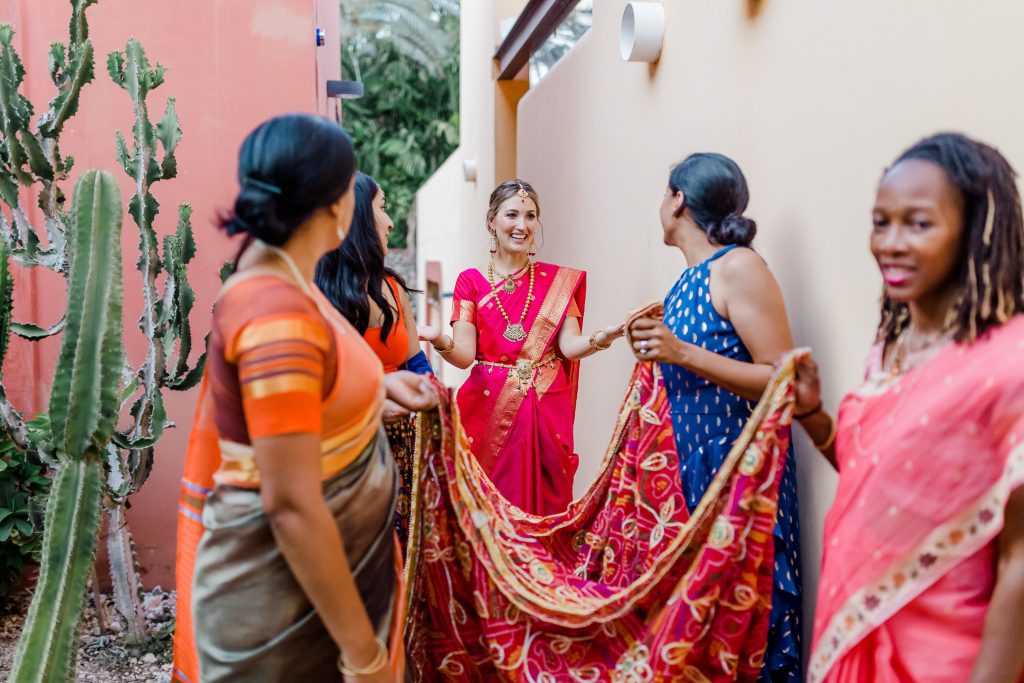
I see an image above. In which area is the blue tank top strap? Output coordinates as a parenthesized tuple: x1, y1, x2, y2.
(704, 244, 739, 265)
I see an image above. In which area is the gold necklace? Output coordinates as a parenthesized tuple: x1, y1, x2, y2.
(491, 262, 530, 294)
(889, 324, 952, 378)
(487, 257, 535, 342)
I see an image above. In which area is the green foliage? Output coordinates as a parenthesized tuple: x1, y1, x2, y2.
(0, 430, 50, 598)
(340, 0, 457, 75)
(11, 169, 123, 683)
(344, 33, 459, 248)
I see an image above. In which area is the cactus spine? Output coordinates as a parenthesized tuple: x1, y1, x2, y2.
(10, 169, 124, 683)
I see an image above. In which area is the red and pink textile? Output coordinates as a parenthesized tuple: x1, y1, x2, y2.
(405, 306, 799, 681)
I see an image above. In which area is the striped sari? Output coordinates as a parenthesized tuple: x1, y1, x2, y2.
(172, 272, 403, 682)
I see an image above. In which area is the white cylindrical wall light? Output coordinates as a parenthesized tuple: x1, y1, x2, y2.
(619, 2, 665, 63)
(463, 159, 477, 183)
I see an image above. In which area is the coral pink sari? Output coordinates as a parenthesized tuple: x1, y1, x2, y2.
(451, 263, 585, 515)
(810, 316, 1024, 683)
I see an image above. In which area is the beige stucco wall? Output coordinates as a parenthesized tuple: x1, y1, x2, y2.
(415, 0, 527, 386)
(512, 0, 1024, 649)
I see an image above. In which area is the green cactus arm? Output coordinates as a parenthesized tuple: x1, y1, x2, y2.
(0, 239, 12, 372)
(0, 25, 35, 185)
(39, 39, 95, 139)
(48, 169, 124, 460)
(68, 0, 99, 46)
(10, 318, 67, 340)
(9, 458, 103, 683)
(155, 97, 181, 180)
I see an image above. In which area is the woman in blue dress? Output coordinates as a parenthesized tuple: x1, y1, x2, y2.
(629, 153, 802, 682)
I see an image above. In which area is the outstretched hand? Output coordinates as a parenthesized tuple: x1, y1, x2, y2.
(417, 325, 441, 343)
(383, 370, 438, 413)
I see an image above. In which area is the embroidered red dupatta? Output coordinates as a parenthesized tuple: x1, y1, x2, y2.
(405, 305, 800, 681)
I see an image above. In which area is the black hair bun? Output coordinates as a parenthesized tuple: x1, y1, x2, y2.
(224, 183, 290, 246)
(710, 212, 757, 246)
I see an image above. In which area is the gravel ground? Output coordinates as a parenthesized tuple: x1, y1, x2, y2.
(0, 585, 175, 682)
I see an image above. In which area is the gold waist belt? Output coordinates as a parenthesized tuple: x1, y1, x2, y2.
(476, 351, 558, 395)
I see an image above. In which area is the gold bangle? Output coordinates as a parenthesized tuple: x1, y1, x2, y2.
(588, 330, 611, 351)
(338, 638, 388, 676)
(433, 335, 455, 355)
(813, 413, 837, 451)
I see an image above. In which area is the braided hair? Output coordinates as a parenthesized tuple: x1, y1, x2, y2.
(878, 133, 1024, 344)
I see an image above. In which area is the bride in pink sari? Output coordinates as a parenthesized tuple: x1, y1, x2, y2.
(794, 133, 1024, 683)
(419, 179, 625, 514)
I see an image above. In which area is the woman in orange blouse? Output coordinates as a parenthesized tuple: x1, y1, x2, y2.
(315, 173, 430, 552)
(171, 114, 434, 683)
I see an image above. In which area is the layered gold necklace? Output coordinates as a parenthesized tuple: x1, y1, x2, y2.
(487, 257, 535, 342)
(491, 262, 530, 294)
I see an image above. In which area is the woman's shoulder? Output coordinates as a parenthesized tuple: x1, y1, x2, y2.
(216, 274, 328, 337)
(715, 245, 765, 271)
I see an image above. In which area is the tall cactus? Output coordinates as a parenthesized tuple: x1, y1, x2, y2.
(0, 0, 97, 448)
(104, 38, 203, 642)
(10, 169, 124, 683)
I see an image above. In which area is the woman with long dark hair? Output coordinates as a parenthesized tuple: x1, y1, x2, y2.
(171, 114, 435, 682)
(628, 153, 803, 681)
(796, 133, 1024, 683)
(315, 172, 430, 550)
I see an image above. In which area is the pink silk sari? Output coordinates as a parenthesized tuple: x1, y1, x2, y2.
(810, 316, 1024, 683)
(451, 263, 585, 515)
(405, 304, 801, 681)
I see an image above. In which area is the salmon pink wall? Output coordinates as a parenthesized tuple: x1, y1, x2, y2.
(0, 0, 339, 588)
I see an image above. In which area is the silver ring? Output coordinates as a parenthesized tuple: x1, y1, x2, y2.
(640, 340, 649, 352)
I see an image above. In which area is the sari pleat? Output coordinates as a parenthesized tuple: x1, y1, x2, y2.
(193, 428, 397, 682)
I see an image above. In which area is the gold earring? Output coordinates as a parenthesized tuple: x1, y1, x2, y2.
(489, 231, 497, 254)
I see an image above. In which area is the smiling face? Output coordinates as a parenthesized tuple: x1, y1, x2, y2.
(488, 194, 538, 257)
(871, 159, 966, 310)
(372, 187, 395, 256)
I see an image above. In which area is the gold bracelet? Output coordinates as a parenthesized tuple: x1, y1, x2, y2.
(588, 330, 611, 351)
(433, 335, 455, 355)
(338, 638, 388, 676)
(813, 413, 837, 451)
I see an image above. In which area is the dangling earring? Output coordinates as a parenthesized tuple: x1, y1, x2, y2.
(528, 240, 537, 261)
(489, 231, 497, 254)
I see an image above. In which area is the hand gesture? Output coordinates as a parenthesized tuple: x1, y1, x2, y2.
(792, 354, 822, 416)
(383, 371, 438, 413)
(417, 325, 441, 343)
(381, 399, 411, 424)
(627, 317, 684, 365)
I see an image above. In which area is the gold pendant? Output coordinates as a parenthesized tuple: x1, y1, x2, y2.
(502, 278, 517, 294)
(504, 323, 527, 342)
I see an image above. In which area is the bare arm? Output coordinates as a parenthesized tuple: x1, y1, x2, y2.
(969, 486, 1024, 683)
(629, 250, 793, 402)
(255, 433, 391, 681)
(557, 317, 626, 361)
(792, 354, 838, 469)
(418, 321, 478, 370)
(398, 288, 421, 362)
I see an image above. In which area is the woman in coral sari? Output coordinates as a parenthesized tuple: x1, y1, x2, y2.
(419, 180, 625, 515)
(171, 115, 435, 683)
(795, 133, 1024, 682)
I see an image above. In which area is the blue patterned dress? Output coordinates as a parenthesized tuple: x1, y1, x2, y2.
(660, 245, 803, 682)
